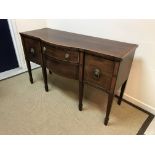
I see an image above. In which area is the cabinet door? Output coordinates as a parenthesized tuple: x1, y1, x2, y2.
(22, 37, 42, 65)
(84, 54, 114, 91)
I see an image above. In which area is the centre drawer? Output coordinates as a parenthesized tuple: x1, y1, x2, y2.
(84, 54, 115, 91)
(45, 56, 79, 80)
(43, 44, 79, 64)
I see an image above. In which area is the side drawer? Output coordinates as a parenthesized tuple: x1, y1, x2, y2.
(84, 54, 115, 90)
(22, 37, 41, 64)
(42, 43, 79, 64)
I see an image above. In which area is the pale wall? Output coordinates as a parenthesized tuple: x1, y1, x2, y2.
(46, 19, 155, 114)
(15, 19, 46, 32)
(13, 19, 46, 69)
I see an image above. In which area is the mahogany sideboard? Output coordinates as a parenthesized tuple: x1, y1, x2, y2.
(20, 28, 138, 125)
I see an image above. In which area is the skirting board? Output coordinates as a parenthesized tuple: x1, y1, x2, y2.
(123, 93, 155, 115)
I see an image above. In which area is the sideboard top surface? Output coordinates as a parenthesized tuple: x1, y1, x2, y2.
(20, 28, 138, 61)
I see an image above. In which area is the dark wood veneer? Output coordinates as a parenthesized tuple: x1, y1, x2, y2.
(20, 28, 138, 125)
(42, 42, 79, 64)
(21, 36, 42, 65)
(21, 28, 138, 61)
(45, 56, 79, 80)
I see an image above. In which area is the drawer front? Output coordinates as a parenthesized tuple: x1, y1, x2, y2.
(84, 54, 114, 90)
(22, 37, 41, 64)
(43, 44, 79, 64)
(45, 56, 79, 80)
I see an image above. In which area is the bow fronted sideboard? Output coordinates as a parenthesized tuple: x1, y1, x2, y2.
(20, 28, 138, 125)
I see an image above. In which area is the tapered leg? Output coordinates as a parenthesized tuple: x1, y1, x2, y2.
(117, 80, 127, 105)
(25, 59, 33, 84)
(42, 66, 48, 92)
(79, 81, 84, 111)
(49, 70, 52, 74)
(104, 94, 114, 126)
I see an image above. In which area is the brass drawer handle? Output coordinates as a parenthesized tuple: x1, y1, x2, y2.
(93, 68, 101, 79)
(64, 53, 70, 60)
(43, 46, 46, 53)
(30, 48, 35, 56)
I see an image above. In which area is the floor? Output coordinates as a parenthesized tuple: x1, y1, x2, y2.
(145, 118, 155, 134)
(0, 68, 149, 135)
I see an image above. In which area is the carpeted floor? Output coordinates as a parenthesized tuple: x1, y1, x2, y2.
(0, 68, 148, 135)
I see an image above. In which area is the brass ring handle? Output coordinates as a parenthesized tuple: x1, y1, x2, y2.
(93, 68, 101, 79)
(64, 53, 70, 60)
(30, 48, 35, 56)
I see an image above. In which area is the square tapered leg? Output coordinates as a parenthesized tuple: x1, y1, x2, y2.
(25, 59, 33, 84)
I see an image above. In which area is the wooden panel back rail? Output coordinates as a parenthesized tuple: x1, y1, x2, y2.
(20, 28, 138, 125)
